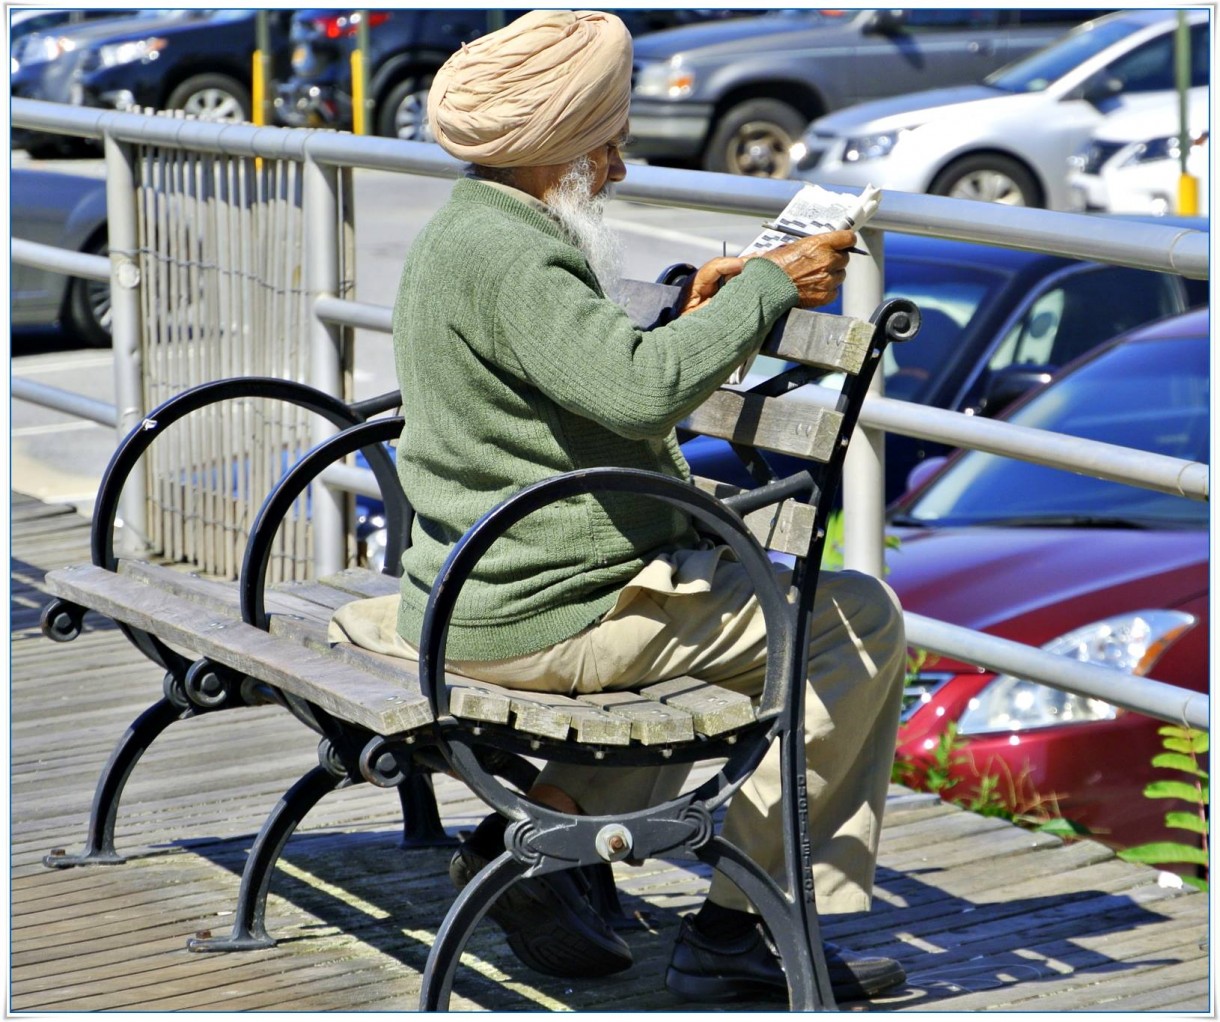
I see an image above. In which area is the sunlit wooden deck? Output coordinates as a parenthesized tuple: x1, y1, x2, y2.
(10, 492, 1211, 1013)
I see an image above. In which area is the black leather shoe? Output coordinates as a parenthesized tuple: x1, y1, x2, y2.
(449, 845, 633, 978)
(665, 917, 905, 1003)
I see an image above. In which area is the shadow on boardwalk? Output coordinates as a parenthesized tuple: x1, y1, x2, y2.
(9, 494, 1211, 1013)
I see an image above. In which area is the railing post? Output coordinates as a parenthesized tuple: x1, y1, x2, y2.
(839, 226, 886, 578)
(103, 131, 151, 558)
(303, 151, 347, 576)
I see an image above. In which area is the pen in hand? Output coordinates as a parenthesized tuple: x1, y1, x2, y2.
(762, 221, 867, 255)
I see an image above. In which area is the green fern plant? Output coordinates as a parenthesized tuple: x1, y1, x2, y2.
(820, 509, 901, 572)
(1117, 726, 1209, 892)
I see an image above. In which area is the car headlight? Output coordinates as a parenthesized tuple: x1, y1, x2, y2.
(634, 59, 696, 100)
(1118, 135, 1180, 167)
(958, 610, 1197, 736)
(97, 37, 168, 69)
(16, 34, 76, 67)
(841, 129, 911, 163)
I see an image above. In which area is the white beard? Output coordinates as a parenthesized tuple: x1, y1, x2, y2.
(545, 157, 625, 301)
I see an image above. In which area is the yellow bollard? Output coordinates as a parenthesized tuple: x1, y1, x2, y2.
(1177, 174, 1199, 216)
(251, 49, 265, 172)
(251, 49, 265, 126)
(351, 48, 366, 135)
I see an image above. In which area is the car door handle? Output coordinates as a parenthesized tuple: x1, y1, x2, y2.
(968, 40, 997, 55)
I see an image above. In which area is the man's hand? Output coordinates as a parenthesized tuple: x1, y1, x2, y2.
(678, 256, 746, 316)
(754, 229, 856, 308)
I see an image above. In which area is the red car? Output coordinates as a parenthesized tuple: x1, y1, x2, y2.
(885, 308, 1209, 852)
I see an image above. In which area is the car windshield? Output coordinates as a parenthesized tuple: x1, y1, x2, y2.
(817, 258, 1010, 402)
(985, 16, 1137, 93)
(900, 335, 1209, 528)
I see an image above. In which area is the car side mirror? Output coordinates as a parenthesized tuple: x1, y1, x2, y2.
(864, 9, 907, 35)
(977, 364, 1054, 416)
(1081, 74, 1124, 107)
(904, 456, 947, 497)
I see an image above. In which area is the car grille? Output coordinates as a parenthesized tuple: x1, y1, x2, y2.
(1081, 139, 1127, 174)
(900, 671, 955, 722)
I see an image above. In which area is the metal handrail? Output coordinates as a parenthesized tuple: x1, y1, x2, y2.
(10, 98, 1211, 729)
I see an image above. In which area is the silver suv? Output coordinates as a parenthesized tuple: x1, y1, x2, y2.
(628, 8, 1106, 177)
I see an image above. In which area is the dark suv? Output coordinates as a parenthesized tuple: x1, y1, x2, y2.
(12, 10, 295, 157)
(274, 8, 751, 140)
(628, 8, 1110, 176)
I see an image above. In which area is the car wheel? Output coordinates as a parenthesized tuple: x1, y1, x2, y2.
(377, 75, 435, 141)
(65, 234, 111, 348)
(930, 154, 1042, 207)
(704, 99, 807, 178)
(165, 73, 252, 123)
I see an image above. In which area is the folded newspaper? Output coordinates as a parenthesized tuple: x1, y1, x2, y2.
(728, 182, 881, 383)
(739, 182, 882, 256)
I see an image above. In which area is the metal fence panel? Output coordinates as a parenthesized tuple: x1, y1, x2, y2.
(133, 126, 330, 580)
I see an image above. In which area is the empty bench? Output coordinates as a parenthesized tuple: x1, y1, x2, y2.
(40, 274, 919, 1011)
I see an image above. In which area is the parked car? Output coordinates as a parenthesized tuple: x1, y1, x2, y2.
(791, 9, 1210, 208)
(274, 9, 749, 139)
(1068, 85, 1210, 216)
(9, 7, 141, 74)
(10, 168, 111, 346)
(627, 8, 1104, 177)
(11, 9, 296, 157)
(884, 307, 1209, 853)
(680, 218, 1208, 502)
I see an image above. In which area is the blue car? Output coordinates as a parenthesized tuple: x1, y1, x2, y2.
(682, 220, 1207, 501)
(350, 221, 1206, 568)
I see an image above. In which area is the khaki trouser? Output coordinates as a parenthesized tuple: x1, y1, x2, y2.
(329, 545, 906, 915)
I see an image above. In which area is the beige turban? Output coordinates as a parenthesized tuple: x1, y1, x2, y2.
(428, 10, 632, 168)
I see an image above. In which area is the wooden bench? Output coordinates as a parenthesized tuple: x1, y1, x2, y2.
(40, 273, 920, 1011)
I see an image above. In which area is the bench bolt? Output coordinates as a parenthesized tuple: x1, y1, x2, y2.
(595, 824, 633, 863)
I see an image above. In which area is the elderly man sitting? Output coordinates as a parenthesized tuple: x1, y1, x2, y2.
(330, 9, 907, 1004)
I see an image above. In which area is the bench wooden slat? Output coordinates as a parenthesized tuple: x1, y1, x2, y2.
(691, 476, 814, 558)
(638, 675, 757, 737)
(118, 559, 311, 620)
(616, 278, 874, 374)
(681, 390, 843, 462)
(308, 568, 401, 600)
(580, 691, 696, 745)
(43, 564, 435, 736)
(767, 308, 873, 374)
(50, 561, 760, 749)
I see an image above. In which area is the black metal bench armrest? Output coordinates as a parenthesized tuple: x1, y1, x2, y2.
(416, 466, 798, 820)
(241, 416, 408, 631)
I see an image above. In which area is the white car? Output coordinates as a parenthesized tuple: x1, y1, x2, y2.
(791, 9, 1210, 209)
(1068, 86, 1210, 216)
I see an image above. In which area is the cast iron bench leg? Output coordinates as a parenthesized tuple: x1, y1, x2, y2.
(419, 850, 529, 1011)
(43, 696, 190, 868)
(187, 764, 344, 952)
(398, 769, 459, 849)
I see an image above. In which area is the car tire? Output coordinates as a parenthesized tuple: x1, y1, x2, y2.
(377, 75, 435, 142)
(703, 99, 807, 178)
(25, 137, 98, 160)
(65, 234, 111, 348)
(930, 154, 1042, 208)
(165, 73, 251, 123)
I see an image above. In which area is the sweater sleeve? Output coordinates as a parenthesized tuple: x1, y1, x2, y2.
(490, 252, 799, 441)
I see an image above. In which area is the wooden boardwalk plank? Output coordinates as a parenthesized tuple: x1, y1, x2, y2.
(9, 491, 1210, 1013)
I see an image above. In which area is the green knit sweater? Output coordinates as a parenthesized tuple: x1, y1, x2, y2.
(394, 177, 799, 659)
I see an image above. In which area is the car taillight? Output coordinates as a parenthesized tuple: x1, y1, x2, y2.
(310, 10, 390, 40)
